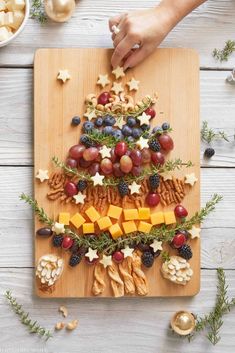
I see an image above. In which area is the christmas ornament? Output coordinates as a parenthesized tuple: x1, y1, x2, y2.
(44, 0, 75, 23)
(171, 311, 195, 336)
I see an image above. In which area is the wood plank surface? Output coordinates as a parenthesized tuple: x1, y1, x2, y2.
(34, 48, 200, 297)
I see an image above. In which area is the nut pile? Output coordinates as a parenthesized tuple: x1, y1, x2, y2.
(36, 254, 64, 287)
(161, 256, 193, 285)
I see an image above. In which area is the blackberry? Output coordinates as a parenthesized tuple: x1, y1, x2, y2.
(178, 244, 193, 260)
(71, 116, 81, 126)
(141, 251, 154, 268)
(149, 173, 160, 191)
(148, 139, 161, 152)
(162, 122, 170, 130)
(52, 234, 63, 247)
(77, 179, 88, 191)
(204, 147, 215, 159)
(69, 254, 82, 267)
(118, 180, 129, 197)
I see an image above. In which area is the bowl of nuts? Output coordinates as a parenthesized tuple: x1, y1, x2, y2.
(0, 0, 30, 47)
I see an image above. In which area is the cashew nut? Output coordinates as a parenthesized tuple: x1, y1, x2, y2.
(59, 305, 68, 318)
(124, 95, 134, 104)
(55, 322, 65, 330)
(66, 320, 79, 331)
(85, 93, 97, 106)
(96, 104, 105, 111)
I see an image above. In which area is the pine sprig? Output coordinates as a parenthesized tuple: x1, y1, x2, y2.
(20, 193, 222, 254)
(30, 0, 47, 24)
(212, 40, 235, 62)
(5, 291, 52, 340)
(201, 121, 229, 144)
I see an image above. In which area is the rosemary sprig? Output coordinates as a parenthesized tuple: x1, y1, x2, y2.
(201, 121, 229, 144)
(212, 40, 235, 62)
(30, 0, 47, 24)
(20, 193, 222, 254)
(189, 269, 235, 345)
(5, 291, 52, 340)
(52, 156, 193, 187)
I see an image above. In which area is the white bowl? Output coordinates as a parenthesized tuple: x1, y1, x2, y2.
(0, 0, 30, 48)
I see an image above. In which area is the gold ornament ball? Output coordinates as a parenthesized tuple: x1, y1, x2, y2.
(44, 0, 76, 22)
(171, 311, 195, 336)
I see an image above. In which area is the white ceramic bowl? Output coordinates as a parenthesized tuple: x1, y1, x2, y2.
(0, 0, 30, 48)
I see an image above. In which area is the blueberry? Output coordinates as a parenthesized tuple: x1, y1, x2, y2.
(152, 126, 162, 134)
(162, 122, 170, 130)
(127, 116, 137, 127)
(103, 126, 113, 135)
(122, 124, 132, 137)
(141, 124, 150, 131)
(112, 129, 124, 140)
(82, 121, 94, 133)
(132, 128, 142, 139)
(71, 116, 81, 126)
(127, 136, 135, 143)
(103, 115, 115, 126)
(95, 117, 103, 127)
(142, 131, 150, 139)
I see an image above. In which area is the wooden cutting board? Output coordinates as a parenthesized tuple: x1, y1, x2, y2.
(34, 48, 200, 298)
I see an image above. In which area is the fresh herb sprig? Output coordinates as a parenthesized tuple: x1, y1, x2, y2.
(5, 291, 52, 340)
(212, 40, 235, 62)
(20, 193, 222, 254)
(30, 0, 47, 24)
(201, 121, 229, 144)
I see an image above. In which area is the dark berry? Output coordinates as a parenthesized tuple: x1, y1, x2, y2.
(118, 180, 129, 197)
(204, 147, 215, 159)
(112, 129, 124, 140)
(103, 115, 115, 126)
(137, 242, 151, 252)
(127, 136, 135, 143)
(132, 128, 142, 139)
(82, 121, 94, 133)
(152, 126, 162, 134)
(141, 124, 150, 131)
(80, 135, 95, 148)
(77, 179, 88, 191)
(162, 122, 170, 130)
(127, 116, 137, 127)
(178, 244, 193, 260)
(151, 249, 161, 258)
(141, 251, 154, 268)
(122, 124, 132, 137)
(149, 173, 160, 191)
(52, 234, 63, 247)
(103, 126, 113, 135)
(148, 139, 161, 152)
(77, 246, 88, 256)
(71, 116, 81, 126)
(69, 254, 82, 267)
(36, 227, 53, 237)
(95, 117, 103, 127)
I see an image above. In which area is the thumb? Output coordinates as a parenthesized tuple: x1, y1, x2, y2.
(109, 13, 125, 31)
(123, 45, 152, 70)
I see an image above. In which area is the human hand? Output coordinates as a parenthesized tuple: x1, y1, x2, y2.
(109, 7, 174, 70)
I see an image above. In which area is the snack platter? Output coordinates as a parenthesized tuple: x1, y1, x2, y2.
(34, 48, 200, 298)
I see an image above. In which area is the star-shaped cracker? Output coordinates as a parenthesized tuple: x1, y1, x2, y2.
(97, 74, 110, 88)
(127, 78, 140, 91)
(112, 66, 125, 79)
(84, 109, 96, 121)
(57, 70, 71, 83)
(185, 173, 198, 186)
(36, 169, 49, 183)
(85, 248, 99, 262)
(99, 145, 112, 159)
(111, 82, 124, 95)
(128, 181, 141, 195)
(160, 172, 173, 181)
(189, 225, 201, 239)
(52, 222, 65, 235)
(91, 172, 105, 186)
(114, 116, 125, 129)
(136, 136, 149, 149)
(73, 192, 86, 205)
(100, 254, 113, 268)
(150, 240, 163, 253)
(137, 112, 151, 126)
(121, 245, 134, 258)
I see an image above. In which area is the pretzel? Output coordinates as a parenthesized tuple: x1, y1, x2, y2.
(107, 262, 124, 297)
(132, 252, 148, 296)
(92, 263, 106, 296)
(119, 257, 135, 295)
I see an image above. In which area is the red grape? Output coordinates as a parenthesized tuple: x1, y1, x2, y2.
(131, 165, 142, 176)
(174, 205, 188, 218)
(141, 148, 151, 164)
(171, 233, 186, 249)
(158, 134, 174, 151)
(146, 193, 160, 207)
(144, 107, 156, 119)
(151, 151, 165, 166)
(110, 148, 118, 163)
(62, 236, 74, 249)
(66, 158, 77, 168)
(113, 162, 125, 177)
(120, 155, 133, 173)
(79, 157, 92, 168)
(69, 144, 85, 160)
(130, 149, 142, 166)
(64, 182, 78, 196)
(115, 141, 127, 157)
(112, 251, 124, 263)
(88, 162, 100, 176)
(83, 147, 99, 161)
(97, 92, 111, 105)
(100, 158, 113, 175)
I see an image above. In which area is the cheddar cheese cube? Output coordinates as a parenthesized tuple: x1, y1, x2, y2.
(85, 206, 100, 223)
(59, 212, 70, 225)
(164, 211, 176, 225)
(109, 223, 123, 239)
(151, 211, 165, 225)
(123, 208, 139, 221)
(138, 207, 150, 220)
(138, 221, 152, 233)
(97, 216, 112, 230)
(83, 223, 95, 234)
(70, 213, 86, 229)
(107, 204, 123, 220)
(122, 221, 137, 234)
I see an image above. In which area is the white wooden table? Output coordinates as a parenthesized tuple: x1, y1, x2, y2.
(0, 1, 235, 352)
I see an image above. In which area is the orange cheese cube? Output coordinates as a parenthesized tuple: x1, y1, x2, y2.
(123, 208, 139, 221)
(122, 221, 137, 234)
(151, 211, 165, 225)
(97, 216, 112, 230)
(109, 223, 123, 239)
(138, 221, 152, 233)
(85, 206, 100, 223)
(164, 211, 176, 225)
(138, 207, 150, 220)
(83, 223, 95, 234)
(59, 212, 70, 225)
(107, 204, 123, 219)
(70, 213, 86, 229)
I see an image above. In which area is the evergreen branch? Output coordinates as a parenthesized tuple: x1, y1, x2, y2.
(201, 121, 229, 144)
(20, 193, 53, 226)
(5, 291, 52, 340)
(30, 0, 47, 24)
(212, 40, 235, 62)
